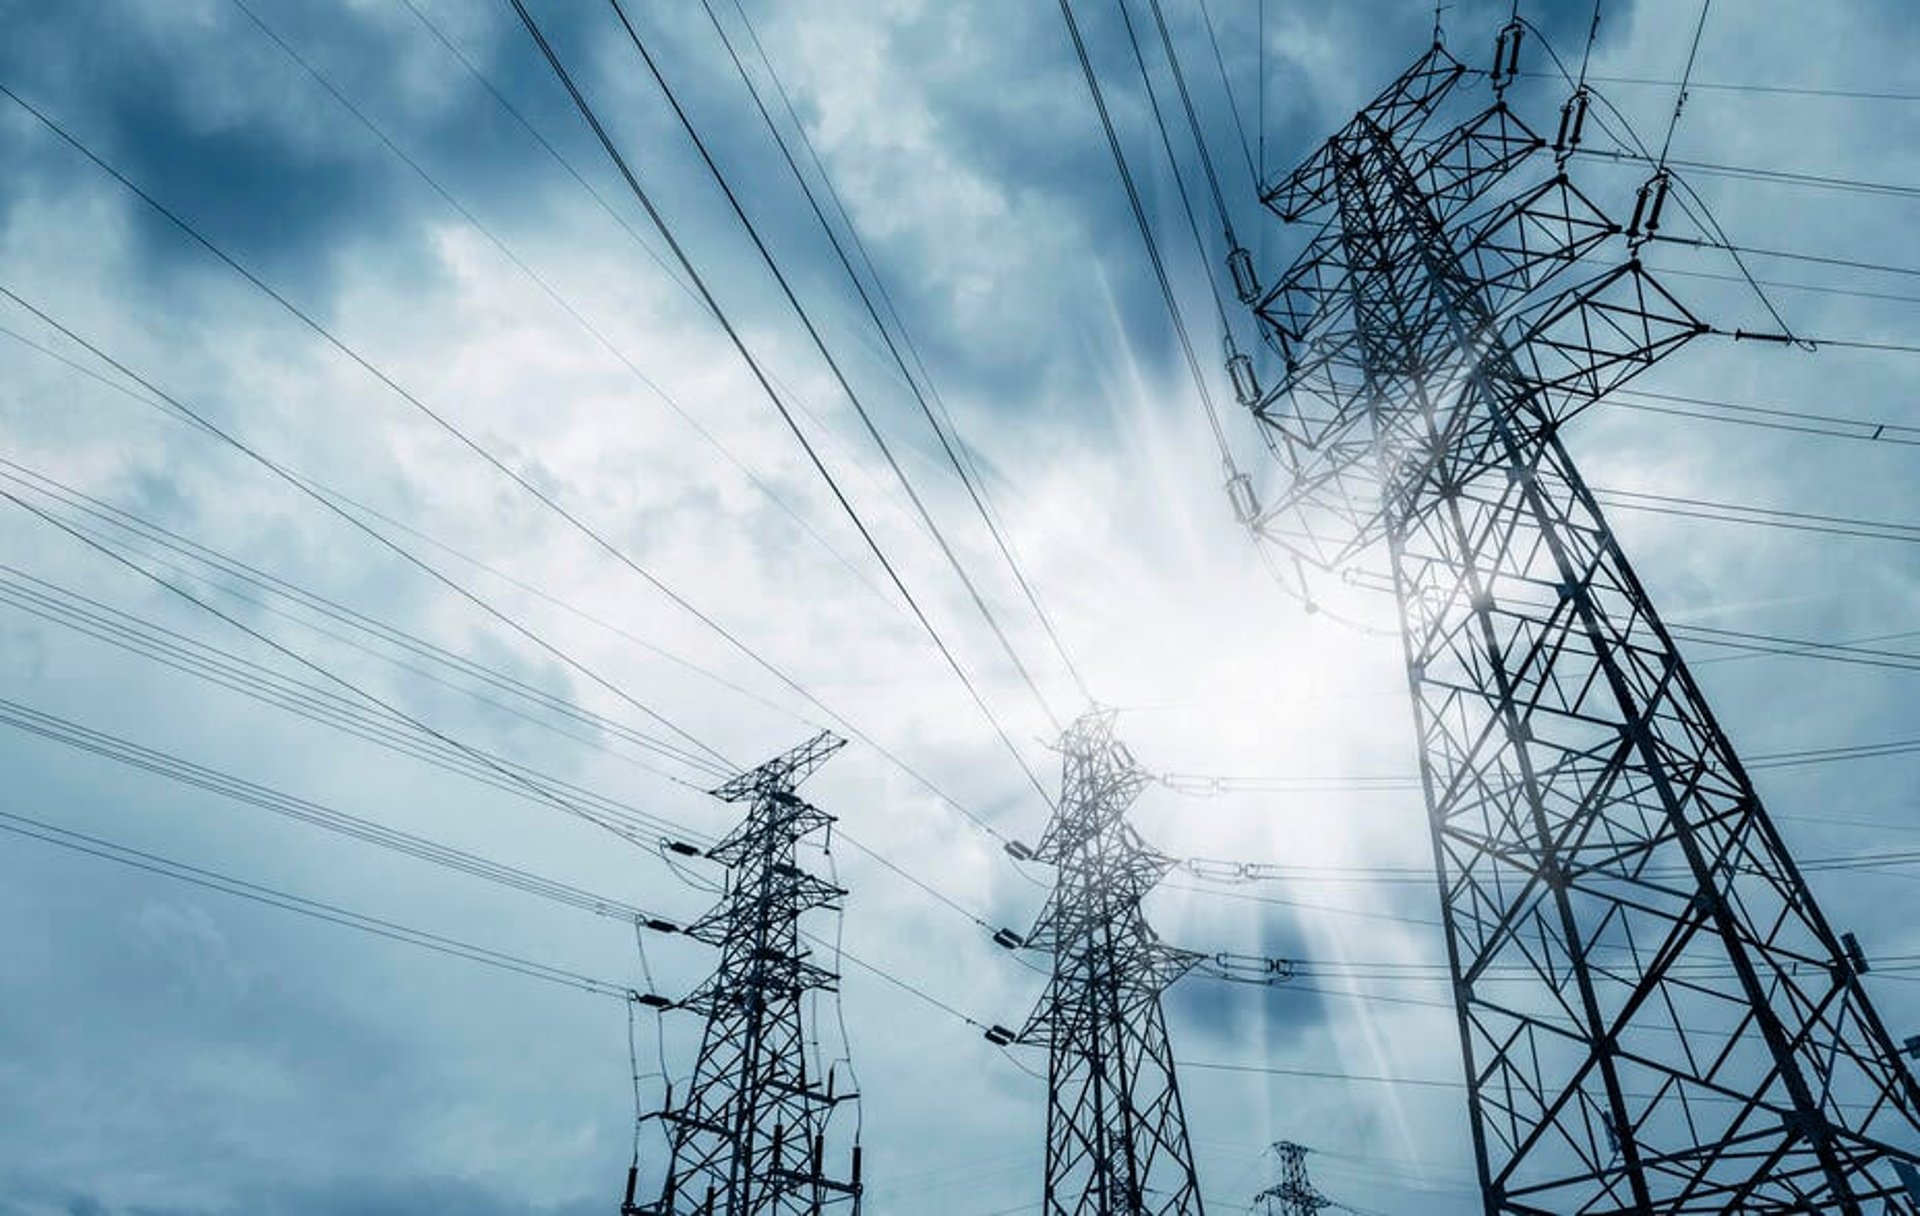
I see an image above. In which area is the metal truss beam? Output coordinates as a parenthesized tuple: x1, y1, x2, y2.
(634, 733, 862, 1216)
(1236, 39, 1920, 1216)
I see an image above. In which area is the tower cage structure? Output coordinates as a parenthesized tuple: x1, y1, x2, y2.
(1223, 33, 1920, 1216)
(996, 709, 1208, 1216)
(626, 732, 862, 1216)
(1255, 1141, 1333, 1216)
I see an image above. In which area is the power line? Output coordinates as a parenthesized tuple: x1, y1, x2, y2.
(1516, 69, 1920, 104)
(1594, 485, 1920, 545)
(0, 319, 824, 734)
(1112, 0, 1240, 327)
(0, 808, 641, 999)
(698, 0, 1077, 726)
(0, 560, 711, 843)
(0, 111, 1009, 857)
(394, 0, 961, 588)
(1193, 0, 1258, 188)
(1158, 724, 1920, 800)
(1648, 263, 1920, 308)
(0, 87, 733, 773)
(602, 0, 1063, 759)
(1141, 0, 1240, 244)
(510, 0, 1055, 810)
(1571, 145, 1920, 203)
(719, 0, 1096, 709)
(0, 697, 683, 918)
(3, 481, 703, 848)
(1654, 0, 1710, 168)
(227, 0, 896, 613)
(0, 285, 737, 783)
(1652, 234, 1920, 280)
(0, 457, 726, 783)
(1605, 386, 1920, 448)
(1672, 620, 1920, 675)
(1054, 0, 1236, 461)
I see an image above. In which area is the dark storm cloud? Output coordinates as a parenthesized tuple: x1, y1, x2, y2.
(6, 4, 1917, 1216)
(1, 1176, 605, 1216)
(0, 2, 652, 312)
(1165, 968, 1329, 1048)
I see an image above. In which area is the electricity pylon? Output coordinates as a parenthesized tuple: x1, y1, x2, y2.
(1255, 1142, 1331, 1216)
(997, 709, 1206, 1215)
(628, 732, 862, 1216)
(1228, 34, 1920, 1215)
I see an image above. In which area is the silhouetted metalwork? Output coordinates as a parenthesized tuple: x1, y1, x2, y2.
(1255, 1142, 1332, 1216)
(629, 732, 862, 1216)
(1231, 35, 1920, 1216)
(1002, 709, 1206, 1215)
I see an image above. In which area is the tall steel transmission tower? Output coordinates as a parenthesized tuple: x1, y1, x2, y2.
(998, 709, 1207, 1215)
(1228, 34, 1920, 1215)
(1255, 1142, 1332, 1216)
(627, 732, 863, 1216)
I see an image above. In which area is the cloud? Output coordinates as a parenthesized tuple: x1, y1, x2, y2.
(1, 2, 1916, 1215)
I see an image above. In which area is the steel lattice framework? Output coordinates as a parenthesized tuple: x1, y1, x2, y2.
(1255, 1141, 1332, 1216)
(1010, 709, 1207, 1216)
(1230, 38, 1920, 1216)
(632, 733, 862, 1216)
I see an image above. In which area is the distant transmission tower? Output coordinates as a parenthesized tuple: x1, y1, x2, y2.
(1255, 1142, 1331, 1216)
(627, 732, 862, 1216)
(994, 709, 1206, 1215)
(1228, 33, 1920, 1214)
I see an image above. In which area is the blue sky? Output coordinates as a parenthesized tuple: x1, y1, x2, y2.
(1, 1, 1916, 1213)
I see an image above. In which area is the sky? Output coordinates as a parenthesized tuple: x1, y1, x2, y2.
(0, 1, 1916, 1213)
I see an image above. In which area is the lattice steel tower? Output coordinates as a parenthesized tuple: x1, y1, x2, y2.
(1255, 1142, 1331, 1216)
(1002, 709, 1206, 1215)
(628, 732, 862, 1216)
(1227, 35, 1920, 1216)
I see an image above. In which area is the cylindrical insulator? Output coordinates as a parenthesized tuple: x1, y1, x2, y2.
(1569, 91, 1588, 146)
(624, 1165, 639, 1208)
(1227, 351, 1261, 408)
(852, 1145, 864, 1185)
(1227, 245, 1261, 304)
(1507, 25, 1524, 75)
(1646, 175, 1670, 233)
(1627, 182, 1650, 236)
(1226, 472, 1260, 525)
(1490, 31, 1508, 84)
